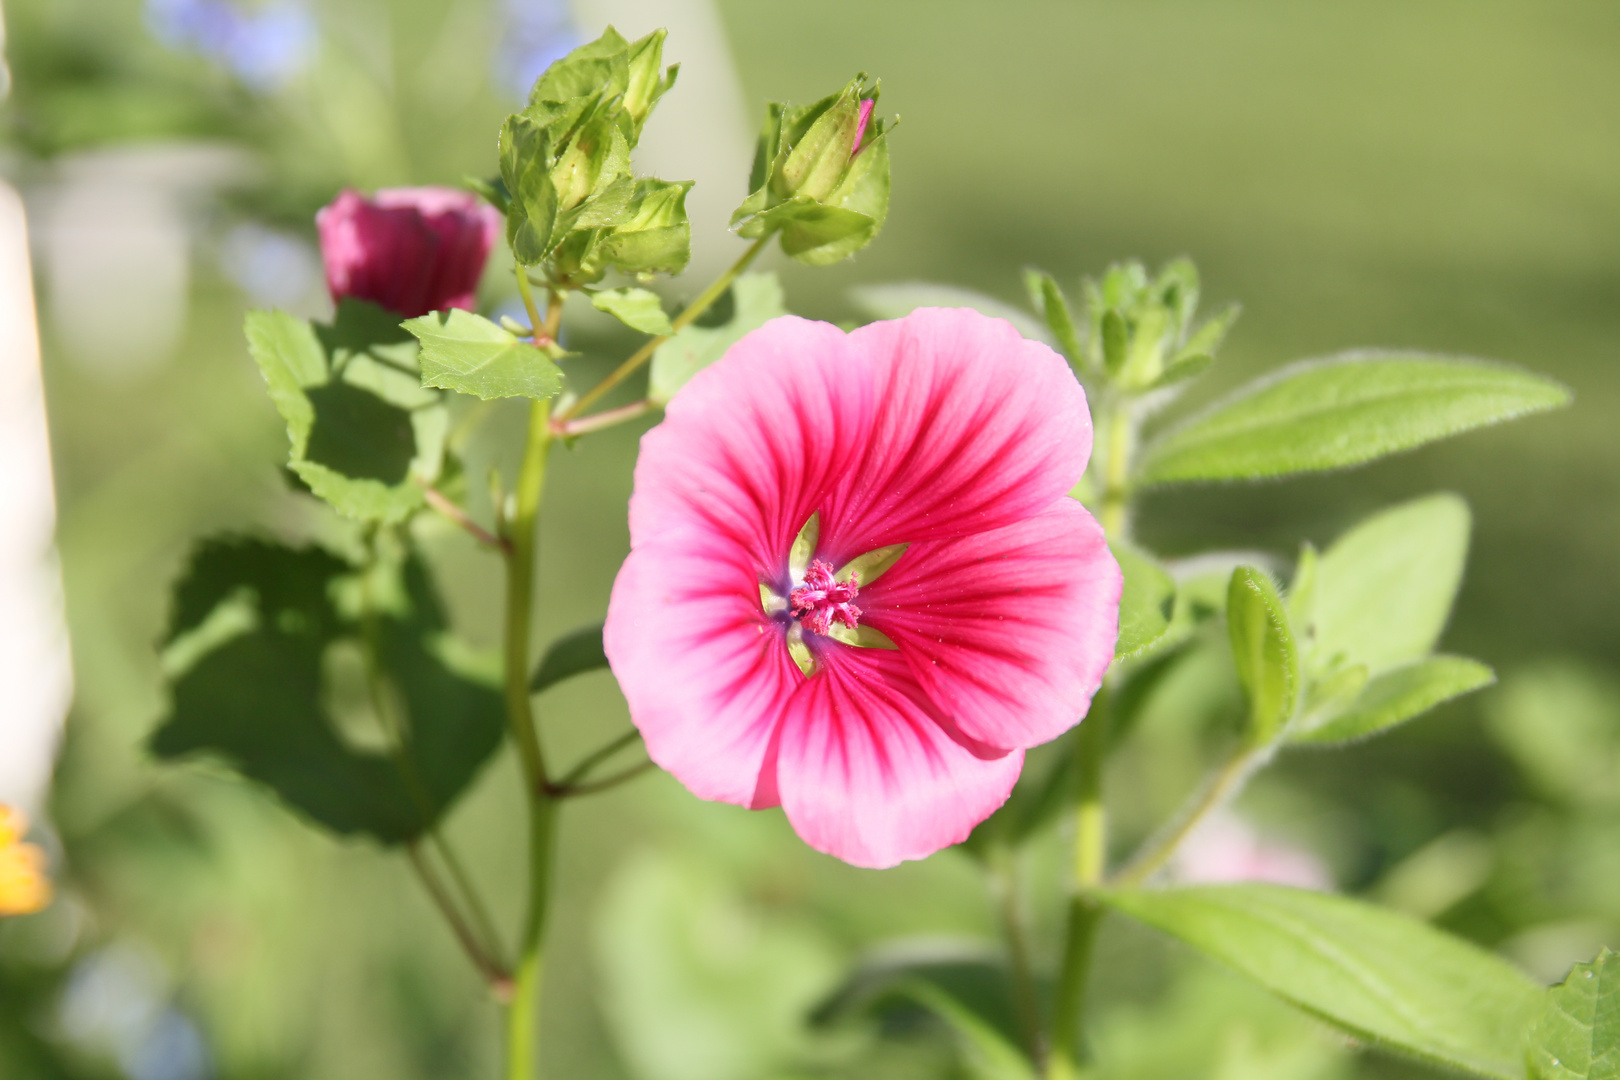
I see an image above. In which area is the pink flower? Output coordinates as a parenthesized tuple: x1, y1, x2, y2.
(315, 187, 502, 318)
(605, 308, 1122, 868)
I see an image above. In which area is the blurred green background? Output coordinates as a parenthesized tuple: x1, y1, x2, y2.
(3, 0, 1617, 1077)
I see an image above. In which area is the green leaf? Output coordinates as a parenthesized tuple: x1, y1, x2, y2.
(1022, 269, 1084, 364)
(1227, 567, 1299, 746)
(1292, 655, 1495, 746)
(1113, 541, 1176, 659)
(1137, 352, 1571, 484)
(1101, 884, 1542, 1080)
(246, 301, 446, 524)
(403, 309, 563, 402)
(812, 942, 1035, 1080)
(530, 623, 609, 694)
(1306, 493, 1470, 675)
(648, 273, 787, 405)
(1530, 948, 1620, 1080)
(850, 281, 1053, 344)
(151, 537, 505, 845)
(589, 287, 674, 335)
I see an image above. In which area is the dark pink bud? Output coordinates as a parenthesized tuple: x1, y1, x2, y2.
(315, 187, 503, 319)
(852, 98, 875, 155)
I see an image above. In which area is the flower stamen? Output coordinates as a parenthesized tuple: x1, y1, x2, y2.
(790, 559, 862, 636)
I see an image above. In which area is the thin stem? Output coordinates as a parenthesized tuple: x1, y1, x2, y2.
(503, 389, 558, 1080)
(422, 483, 508, 552)
(407, 843, 510, 990)
(1048, 685, 1110, 1076)
(560, 236, 768, 421)
(552, 760, 655, 798)
(553, 398, 654, 438)
(989, 849, 1045, 1072)
(557, 729, 643, 788)
(431, 832, 508, 970)
(1110, 745, 1270, 890)
(515, 263, 545, 343)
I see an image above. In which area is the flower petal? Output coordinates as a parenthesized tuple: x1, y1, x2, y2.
(775, 646, 1023, 868)
(862, 497, 1121, 751)
(627, 316, 874, 584)
(604, 537, 800, 808)
(818, 308, 1093, 561)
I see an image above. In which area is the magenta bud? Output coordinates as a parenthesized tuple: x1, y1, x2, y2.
(315, 187, 503, 319)
(853, 98, 875, 155)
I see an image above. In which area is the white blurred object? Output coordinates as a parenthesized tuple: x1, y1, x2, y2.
(33, 143, 249, 378)
(0, 180, 73, 815)
(571, 0, 754, 279)
(1171, 809, 1333, 891)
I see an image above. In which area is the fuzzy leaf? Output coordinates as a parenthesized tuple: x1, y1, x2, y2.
(589, 287, 674, 335)
(246, 301, 445, 524)
(1113, 541, 1176, 659)
(404, 309, 563, 402)
(648, 273, 787, 405)
(1293, 655, 1495, 746)
(1306, 494, 1470, 675)
(1102, 884, 1542, 1080)
(1138, 352, 1570, 485)
(1530, 948, 1620, 1080)
(151, 537, 504, 845)
(1227, 566, 1299, 746)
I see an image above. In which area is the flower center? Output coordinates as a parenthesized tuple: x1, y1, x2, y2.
(789, 559, 861, 636)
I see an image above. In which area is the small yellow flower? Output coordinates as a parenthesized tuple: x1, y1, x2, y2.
(0, 804, 51, 916)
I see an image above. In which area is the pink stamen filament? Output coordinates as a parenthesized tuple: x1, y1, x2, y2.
(789, 559, 861, 637)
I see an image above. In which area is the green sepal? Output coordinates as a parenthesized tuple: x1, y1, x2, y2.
(403, 309, 563, 402)
(246, 300, 446, 524)
(596, 178, 694, 276)
(151, 536, 505, 845)
(1023, 268, 1085, 370)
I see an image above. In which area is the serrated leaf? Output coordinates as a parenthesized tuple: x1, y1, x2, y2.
(1307, 494, 1470, 675)
(1138, 352, 1570, 484)
(1530, 948, 1620, 1080)
(404, 309, 562, 402)
(850, 281, 1052, 344)
(1293, 656, 1494, 745)
(1227, 566, 1299, 746)
(589, 287, 674, 335)
(648, 273, 787, 405)
(246, 301, 445, 524)
(811, 941, 1034, 1080)
(1113, 541, 1175, 659)
(151, 537, 505, 844)
(1101, 884, 1542, 1080)
(530, 623, 609, 694)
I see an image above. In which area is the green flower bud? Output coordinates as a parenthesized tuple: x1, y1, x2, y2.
(731, 75, 891, 266)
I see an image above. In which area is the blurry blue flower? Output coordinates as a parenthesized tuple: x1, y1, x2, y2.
(145, 0, 315, 91)
(497, 0, 578, 100)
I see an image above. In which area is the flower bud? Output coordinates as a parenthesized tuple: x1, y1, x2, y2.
(316, 187, 502, 319)
(731, 75, 891, 266)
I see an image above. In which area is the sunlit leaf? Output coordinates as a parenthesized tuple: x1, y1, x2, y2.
(1292, 655, 1494, 746)
(404, 308, 563, 402)
(1101, 884, 1541, 1080)
(1113, 541, 1175, 659)
(589, 287, 674, 335)
(1138, 352, 1570, 484)
(1530, 948, 1620, 1080)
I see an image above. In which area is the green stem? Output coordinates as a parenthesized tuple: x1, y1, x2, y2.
(1047, 685, 1110, 1076)
(557, 730, 643, 788)
(989, 848, 1045, 1072)
(560, 236, 768, 421)
(1110, 745, 1269, 890)
(1097, 396, 1133, 538)
(553, 760, 655, 798)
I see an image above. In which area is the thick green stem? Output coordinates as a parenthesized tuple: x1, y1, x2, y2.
(1097, 397, 1133, 538)
(1047, 685, 1110, 1076)
(561, 236, 768, 421)
(506, 793, 557, 1080)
